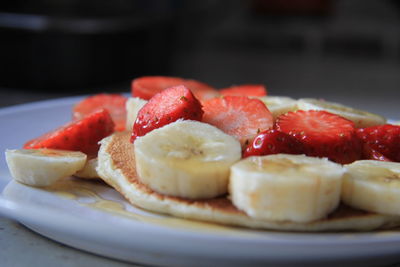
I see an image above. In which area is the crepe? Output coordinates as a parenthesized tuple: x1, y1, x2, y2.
(96, 131, 400, 232)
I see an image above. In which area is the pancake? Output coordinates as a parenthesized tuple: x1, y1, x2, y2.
(96, 131, 400, 232)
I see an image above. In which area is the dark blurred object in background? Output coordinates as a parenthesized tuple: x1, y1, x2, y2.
(0, 0, 220, 92)
(0, 0, 399, 119)
(252, 0, 332, 16)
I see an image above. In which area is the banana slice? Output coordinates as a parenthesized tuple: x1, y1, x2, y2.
(125, 97, 147, 131)
(134, 120, 241, 199)
(342, 160, 400, 216)
(5, 149, 87, 186)
(229, 154, 344, 223)
(297, 98, 386, 128)
(258, 96, 298, 120)
(74, 157, 99, 179)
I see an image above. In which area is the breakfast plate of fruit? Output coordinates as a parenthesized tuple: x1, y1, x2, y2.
(1, 76, 400, 266)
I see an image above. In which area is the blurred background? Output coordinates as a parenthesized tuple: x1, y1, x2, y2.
(0, 0, 399, 118)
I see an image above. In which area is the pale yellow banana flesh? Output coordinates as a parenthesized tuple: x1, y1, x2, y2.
(230, 154, 344, 223)
(5, 149, 87, 187)
(74, 158, 99, 179)
(134, 120, 241, 199)
(342, 160, 400, 216)
(125, 97, 147, 131)
(258, 96, 298, 121)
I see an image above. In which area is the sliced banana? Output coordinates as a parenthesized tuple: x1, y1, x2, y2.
(258, 96, 298, 120)
(74, 157, 99, 179)
(5, 149, 87, 186)
(125, 97, 148, 131)
(134, 120, 241, 199)
(229, 154, 344, 223)
(297, 98, 386, 128)
(342, 160, 400, 216)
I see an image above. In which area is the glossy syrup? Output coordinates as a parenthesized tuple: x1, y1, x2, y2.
(45, 177, 242, 234)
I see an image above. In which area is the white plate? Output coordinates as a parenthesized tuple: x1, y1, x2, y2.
(1, 97, 400, 267)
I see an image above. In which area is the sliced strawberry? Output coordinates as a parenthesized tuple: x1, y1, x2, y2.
(276, 110, 362, 164)
(131, 85, 203, 142)
(202, 96, 273, 147)
(361, 143, 393, 162)
(220, 84, 267, 97)
(73, 93, 127, 131)
(243, 129, 304, 158)
(24, 109, 115, 156)
(356, 124, 400, 162)
(131, 76, 219, 102)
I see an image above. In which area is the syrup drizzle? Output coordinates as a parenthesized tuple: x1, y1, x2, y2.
(45, 177, 243, 234)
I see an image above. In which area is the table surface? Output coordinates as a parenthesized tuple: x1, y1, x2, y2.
(0, 217, 140, 267)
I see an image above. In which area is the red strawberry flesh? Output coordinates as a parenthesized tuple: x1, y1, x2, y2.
(202, 96, 273, 147)
(131, 76, 219, 102)
(131, 85, 203, 142)
(220, 84, 267, 97)
(276, 110, 361, 164)
(357, 124, 400, 162)
(24, 109, 115, 156)
(73, 93, 127, 131)
(361, 143, 393, 162)
(243, 129, 304, 158)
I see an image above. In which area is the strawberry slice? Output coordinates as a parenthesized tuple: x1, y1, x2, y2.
(243, 129, 304, 158)
(276, 110, 362, 164)
(202, 96, 273, 147)
(73, 93, 127, 131)
(220, 84, 267, 97)
(24, 109, 115, 156)
(131, 76, 219, 102)
(356, 124, 400, 162)
(131, 85, 203, 142)
(361, 144, 393, 162)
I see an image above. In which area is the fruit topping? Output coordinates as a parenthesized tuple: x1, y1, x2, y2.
(131, 76, 219, 102)
(297, 98, 386, 128)
(131, 85, 203, 142)
(5, 149, 87, 186)
(134, 120, 241, 199)
(73, 93, 127, 131)
(125, 97, 148, 131)
(220, 84, 267, 97)
(276, 110, 362, 164)
(230, 154, 344, 222)
(342, 160, 400, 216)
(357, 124, 400, 162)
(24, 109, 115, 157)
(258, 96, 298, 121)
(361, 144, 392, 162)
(243, 129, 304, 158)
(202, 96, 273, 147)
